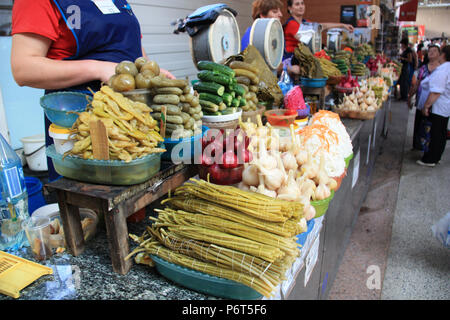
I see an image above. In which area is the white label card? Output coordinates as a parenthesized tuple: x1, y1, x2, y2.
(93, 0, 121, 14)
(304, 235, 320, 287)
(373, 122, 377, 149)
(366, 134, 371, 165)
(352, 149, 360, 189)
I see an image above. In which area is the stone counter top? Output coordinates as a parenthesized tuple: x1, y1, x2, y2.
(0, 200, 214, 300)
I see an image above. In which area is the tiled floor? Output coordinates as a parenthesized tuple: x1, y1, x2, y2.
(328, 100, 450, 300)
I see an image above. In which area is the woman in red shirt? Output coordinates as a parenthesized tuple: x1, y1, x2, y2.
(10, 0, 174, 180)
(283, 0, 354, 75)
(11, 0, 173, 91)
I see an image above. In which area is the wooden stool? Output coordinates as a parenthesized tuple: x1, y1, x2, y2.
(300, 86, 326, 112)
(44, 162, 197, 275)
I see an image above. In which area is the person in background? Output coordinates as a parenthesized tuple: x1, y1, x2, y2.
(408, 45, 441, 151)
(417, 45, 450, 167)
(10, 0, 174, 180)
(417, 41, 424, 67)
(283, 0, 354, 76)
(398, 38, 414, 101)
(241, 0, 284, 51)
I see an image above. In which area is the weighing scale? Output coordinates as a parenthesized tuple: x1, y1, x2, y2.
(327, 28, 343, 53)
(297, 22, 323, 54)
(249, 18, 284, 72)
(188, 5, 241, 65)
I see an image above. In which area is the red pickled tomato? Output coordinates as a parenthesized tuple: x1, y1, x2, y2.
(208, 164, 223, 181)
(220, 150, 239, 169)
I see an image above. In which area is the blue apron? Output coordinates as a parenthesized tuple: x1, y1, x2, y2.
(45, 0, 142, 180)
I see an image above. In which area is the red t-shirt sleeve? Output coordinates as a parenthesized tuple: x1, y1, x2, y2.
(284, 19, 299, 39)
(12, 0, 62, 41)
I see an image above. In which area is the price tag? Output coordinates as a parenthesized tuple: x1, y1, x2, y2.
(93, 0, 121, 14)
(281, 271, 295, 296)
(352, 149, 360, 189)
(373, 121, 377, 149)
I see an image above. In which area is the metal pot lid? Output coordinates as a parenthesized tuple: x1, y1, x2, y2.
(249, 18, 284, 70)
(189, 9, 240, 65)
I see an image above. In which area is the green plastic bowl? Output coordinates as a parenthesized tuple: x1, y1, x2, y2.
(46, 144, 163, 185)
(311, 190, 335, 218)
(345, 153, 354, 169)
(151, 255, 263, 300)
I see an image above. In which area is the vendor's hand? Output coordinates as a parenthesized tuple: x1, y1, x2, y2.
(161, 68, 176, 79)
(344, 24, 354, 33)
(287, 64, 300, 76)
(422, 106, 430, 116)
(97, 61, 118, 83)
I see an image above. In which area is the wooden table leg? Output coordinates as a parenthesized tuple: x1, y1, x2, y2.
(103, 202, 132, 275)
(56, 190, 85, 256)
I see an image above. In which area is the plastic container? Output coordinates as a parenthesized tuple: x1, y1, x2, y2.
(127, 208, 146, 223)
(300, 77, 328, 88)
(162, 126, 208, 162)
(202, 111, 242, 131)
(151, 255, 262, 300)
(121, 89, 152, 105)
(264, 109, 297, 127)
(241, 105, 265, 124)
(311, 190, 335, 218)
(25, 177, 46, 216)
(295, 118, 309, 129)
(48, 124, 76, 155)
(31, 203, 98, 248)
(46, 144, 163, 185)
(0, 133, 29, 251)
(22, 216, 53, 261)
(296, 219, 315, 247)
(20, 134, 47, 171)
(344, 153, 354, 169)
(294, 104, 310, 118)
(198, 164, 244, 185)
(40, 92, 91, 128)
(331, 169, 347, 191)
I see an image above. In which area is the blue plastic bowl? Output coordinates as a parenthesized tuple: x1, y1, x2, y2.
(40, 92, 92, 128)
(162, 126, 209, 162)
(300, 77, 328, 88)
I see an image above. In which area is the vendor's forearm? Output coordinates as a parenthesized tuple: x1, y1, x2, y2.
(12, 58, 113, 89)
(320, 23, 344, 31)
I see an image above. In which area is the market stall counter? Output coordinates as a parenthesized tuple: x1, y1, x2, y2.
(0, 102, 389, 301)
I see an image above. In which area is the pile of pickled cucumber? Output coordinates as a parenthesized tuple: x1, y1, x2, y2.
(150, 79, 203, 139)
(194, 61, 258, 115)
(228, 60, 261, 112)
(108, 57, 202, 139)
(351, 62, 369, 77)
(332, 50, 352, 74)
(108, 57, 160, 93)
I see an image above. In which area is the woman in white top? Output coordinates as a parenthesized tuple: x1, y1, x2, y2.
(417, 45, 450, 166)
